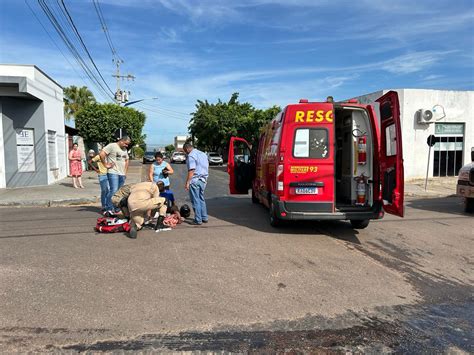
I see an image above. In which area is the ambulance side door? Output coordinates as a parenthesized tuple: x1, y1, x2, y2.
(227, 137, 253, 194)
(376, 91, 404, 217)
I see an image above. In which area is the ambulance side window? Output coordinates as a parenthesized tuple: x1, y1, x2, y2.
(293, 128, 328, 159)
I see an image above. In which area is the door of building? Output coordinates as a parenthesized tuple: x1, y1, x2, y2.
(433, 123, 464, 177)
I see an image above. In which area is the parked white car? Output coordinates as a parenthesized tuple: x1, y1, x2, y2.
(170, 151, 186, 164)
(207, 152, 223, 166)
(457, 148, 474, 213)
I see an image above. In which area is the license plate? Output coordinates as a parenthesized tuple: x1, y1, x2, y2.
(295, 187, 318, 195)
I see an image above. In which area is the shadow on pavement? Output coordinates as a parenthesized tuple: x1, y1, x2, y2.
(209, 165, 227, 173)
(405, 196, 470, 216)
(206, 196, 362, 244)
(77, 205, 103, 214)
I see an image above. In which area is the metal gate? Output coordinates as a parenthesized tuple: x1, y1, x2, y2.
(433, 123, 464, 177)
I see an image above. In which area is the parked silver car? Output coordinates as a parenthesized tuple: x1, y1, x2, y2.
(170, 151, 186, 164)
(456, 148, 474, 213)
(207, 152, 223, 166)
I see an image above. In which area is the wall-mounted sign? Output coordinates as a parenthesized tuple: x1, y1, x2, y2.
(16, 128, 36, 172)
(48, 130, 57, 170)
(435, 123, 464, 135)
(16, 128, 35, 145)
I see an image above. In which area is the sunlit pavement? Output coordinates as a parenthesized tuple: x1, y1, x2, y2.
(0, 163, 472, 352)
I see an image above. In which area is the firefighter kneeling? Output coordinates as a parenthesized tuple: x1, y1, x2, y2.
(113, 181, 169, 239)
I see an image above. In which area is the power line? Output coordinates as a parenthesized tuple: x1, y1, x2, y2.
(24, 0, 93, 93)
(93, 0, 121, 61)
(135, 104, 191, 121)
(139, 101, 192, 115)
(58, 0, 115, 95)
(138, 107, 189, 121)
(37, 0, 114, 100)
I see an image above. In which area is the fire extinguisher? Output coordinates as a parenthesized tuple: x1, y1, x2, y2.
(358, 136, 367, 165)
(354, 175, 367, 206)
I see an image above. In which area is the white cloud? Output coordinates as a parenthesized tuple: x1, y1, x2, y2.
(157, 28, 182, 43)
(381, 51, 457, 74)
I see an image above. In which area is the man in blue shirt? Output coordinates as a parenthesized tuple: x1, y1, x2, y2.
(183, 142, 209, 225)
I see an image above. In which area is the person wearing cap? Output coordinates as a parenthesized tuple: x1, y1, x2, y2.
(100, 135, 131, 215)
(88, 149, 109, 212)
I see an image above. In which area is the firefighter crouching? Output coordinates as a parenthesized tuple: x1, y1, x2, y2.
(112, 184, 133, 217)
(112, 181, 168, 239)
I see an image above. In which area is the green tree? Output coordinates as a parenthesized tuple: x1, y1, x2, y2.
(63, 85, 96, 121)
(132, 146, 144, 158)
(75, 103, 146, 146)
(189, 93, 280, 151)
(165, 144, 175, 154)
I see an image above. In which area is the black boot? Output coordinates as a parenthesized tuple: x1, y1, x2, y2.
(154, 215, 165, 231)
(154, 215, 172, 232)
(128, 221, 137, 239)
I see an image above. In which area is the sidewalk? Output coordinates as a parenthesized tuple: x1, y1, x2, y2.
(404, 176, 458, 198)
(0, 161, 143, 207)
(0, 164, 458, 207)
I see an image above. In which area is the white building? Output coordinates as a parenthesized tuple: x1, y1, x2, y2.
(355, 89, 473, 180)
(174, 135, 189, 150)
(0, 64, 67, 188)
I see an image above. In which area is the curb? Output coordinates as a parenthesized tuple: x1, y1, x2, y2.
(405, 193, 458, 198)
(0, 197, 99, 207)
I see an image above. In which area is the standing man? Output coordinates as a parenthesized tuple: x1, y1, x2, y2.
(100, 135, 131, 215)
(183, 142, 209, 225)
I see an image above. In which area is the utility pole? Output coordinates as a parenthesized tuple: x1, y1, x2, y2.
(112, 59, 135, 104)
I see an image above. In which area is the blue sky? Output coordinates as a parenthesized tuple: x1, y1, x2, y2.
(1, 0, 473, 146)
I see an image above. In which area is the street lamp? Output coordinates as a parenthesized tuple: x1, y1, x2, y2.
(123, 97, 158, 107)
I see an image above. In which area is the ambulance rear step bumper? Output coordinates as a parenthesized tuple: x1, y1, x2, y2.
(274, 198, 382, 221)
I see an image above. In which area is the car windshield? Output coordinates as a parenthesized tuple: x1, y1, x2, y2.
(209, 153, 219, 157)
(174, 152, 185, 156)
(145, 152, 154, 155)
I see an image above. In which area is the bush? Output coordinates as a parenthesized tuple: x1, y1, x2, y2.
(132, 146, 144, 159)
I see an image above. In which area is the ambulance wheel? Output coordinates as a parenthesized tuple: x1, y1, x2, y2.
(269, 201, 282, 227)
(464, 198, 474, 213)
(350, 219, 370, 229)
(251, 189, 259, 204)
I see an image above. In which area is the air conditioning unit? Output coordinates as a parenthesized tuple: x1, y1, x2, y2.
(417, 109, 434, 124)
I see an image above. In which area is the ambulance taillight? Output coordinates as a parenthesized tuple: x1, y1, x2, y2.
(277, 163, 285, 196)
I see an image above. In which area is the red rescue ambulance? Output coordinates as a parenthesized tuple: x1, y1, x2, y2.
(227, 91, 404, 228)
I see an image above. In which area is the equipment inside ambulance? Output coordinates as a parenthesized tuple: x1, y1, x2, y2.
(227, 91, 404, 228)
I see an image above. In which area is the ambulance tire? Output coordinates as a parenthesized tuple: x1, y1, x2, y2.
(269, 201, 282, 227)
(464, 198, 474, 213)
(350, 219, 370, 229)
(251, 189, 259, 204)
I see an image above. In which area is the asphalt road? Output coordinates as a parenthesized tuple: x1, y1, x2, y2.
(0, 163, 472, 352)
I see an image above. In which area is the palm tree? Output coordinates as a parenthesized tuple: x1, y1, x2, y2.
(63, 86, 96, 121)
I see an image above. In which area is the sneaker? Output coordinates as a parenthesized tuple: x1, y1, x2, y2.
(202, 220, 209, 224)
(189, 221, 202, 226)
(103, 210, 116, 217)
(155, 227, 172, 233)
(128, 222, 137, 239)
